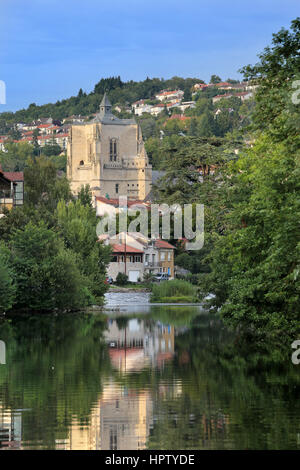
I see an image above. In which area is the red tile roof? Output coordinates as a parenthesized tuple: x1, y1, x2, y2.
(112, 243, 144, 254)
(3, 171, 24, 182)
(215, 82, 231, 87)
(155, 239, 175, 249)
(96, 196, 150, 209)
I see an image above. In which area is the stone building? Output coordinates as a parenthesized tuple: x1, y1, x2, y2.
(67, 94, 152, 200)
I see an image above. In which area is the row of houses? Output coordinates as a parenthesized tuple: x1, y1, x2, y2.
(193, 81, 258, 92)
(212, 91, 253, 104)
(131, 88, 196, 117)
(99, 231, 175, 282)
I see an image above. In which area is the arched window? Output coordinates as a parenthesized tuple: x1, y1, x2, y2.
(79, 160, 84, 166)
(109, 138, 117, 161)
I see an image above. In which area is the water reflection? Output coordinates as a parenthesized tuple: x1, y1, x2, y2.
(0, 307, 299, 450)
(104, 318, 175, 371)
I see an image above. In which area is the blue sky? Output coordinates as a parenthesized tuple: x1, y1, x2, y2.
(0, 0, 299, 112)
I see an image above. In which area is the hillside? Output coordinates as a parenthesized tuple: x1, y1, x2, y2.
(0, 76, 203, 127)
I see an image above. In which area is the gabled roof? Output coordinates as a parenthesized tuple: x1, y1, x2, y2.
(3, 171, 24, 182)
(112, 243, 144, 254)
(155, 239, 175, 249)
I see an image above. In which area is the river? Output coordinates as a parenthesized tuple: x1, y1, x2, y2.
(0, 292, 299, 450)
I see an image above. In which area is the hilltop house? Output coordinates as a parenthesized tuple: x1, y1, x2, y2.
(132, 100, 153, 116)
(155, 90, 184, 102)
(212, 91, 253, 104)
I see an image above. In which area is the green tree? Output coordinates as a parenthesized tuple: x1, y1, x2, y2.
(56, 199, 111, 302)
(0, 142, 34, 171)
(0, 243, 16, 312)
(24, 156, 72, 210)
(210, 75, 222, 84)
(8, 222, 90, 311)
(77, 184, 93, 207)
(240, 17, 300, 141)
(199, 134, 300, 337)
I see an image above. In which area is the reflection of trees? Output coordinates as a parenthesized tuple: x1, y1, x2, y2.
(147, 315, 300, 450)
(0, 310, 299, 450)
(0, 313, 112, 449)
(150, 305, 200, 327)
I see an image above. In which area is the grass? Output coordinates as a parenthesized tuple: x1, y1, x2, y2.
(150, 279, 198, 303)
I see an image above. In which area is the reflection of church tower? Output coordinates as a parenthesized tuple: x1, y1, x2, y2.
(99, 384, 152, 450)
(67, 93, 152, 201)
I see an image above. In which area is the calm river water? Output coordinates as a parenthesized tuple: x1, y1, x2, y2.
(0, 293, 299, 450)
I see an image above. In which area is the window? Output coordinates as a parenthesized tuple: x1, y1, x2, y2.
(14, 181, 24, 205)
(168, 251, 172, 261)
(135, 256, 141, 263)
(110, 138, 117, 161)
(160, 251, 165, 261)
(115, 183, 119, 194)
(79, 160, 84, 165)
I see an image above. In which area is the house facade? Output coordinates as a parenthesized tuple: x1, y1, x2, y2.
(107, 243, 144, 282)
(102, 232, 175, 282)
(0, 166, 24, 211)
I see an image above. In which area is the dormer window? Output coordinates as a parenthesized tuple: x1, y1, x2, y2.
(110, 138, 117, 161)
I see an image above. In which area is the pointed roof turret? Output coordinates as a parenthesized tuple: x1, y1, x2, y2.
(99, 92, 112, 116)
(92, 92, 135, 125)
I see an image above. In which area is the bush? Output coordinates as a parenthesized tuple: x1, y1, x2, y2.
(116, 272, 128, 286)
(143, 272, 155, 284)
(151, 279, 197, 303)
(8, 222, 91, 311)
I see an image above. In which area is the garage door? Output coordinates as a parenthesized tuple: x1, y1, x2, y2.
(128, 270, 140, 282)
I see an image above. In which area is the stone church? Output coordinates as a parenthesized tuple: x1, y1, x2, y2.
(67, 94, 152, 201)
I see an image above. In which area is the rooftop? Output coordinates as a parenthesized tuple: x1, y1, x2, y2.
(92, 93, 136, 126)
(112, 243, 144, 254)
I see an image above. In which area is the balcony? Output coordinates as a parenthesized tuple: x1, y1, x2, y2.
(103, 161, 123, 169)
(0, 189, 14, 208)
(144, 261, 162, 268)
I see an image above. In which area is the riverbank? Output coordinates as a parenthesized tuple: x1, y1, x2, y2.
(108, 285, 151, 293)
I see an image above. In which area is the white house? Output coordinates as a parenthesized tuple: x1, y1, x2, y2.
(107, 242, 144, 282)
(178, 101, 196, 112)
(132, 100, 153, 116)
(155, 90, 184, 102)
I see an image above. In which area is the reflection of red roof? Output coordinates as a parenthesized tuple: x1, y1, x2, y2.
(112, 243, 143, 254)
(157, 352, 173, 367)
(109, 347, 143, 359)
(155, 239, 175, 249)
